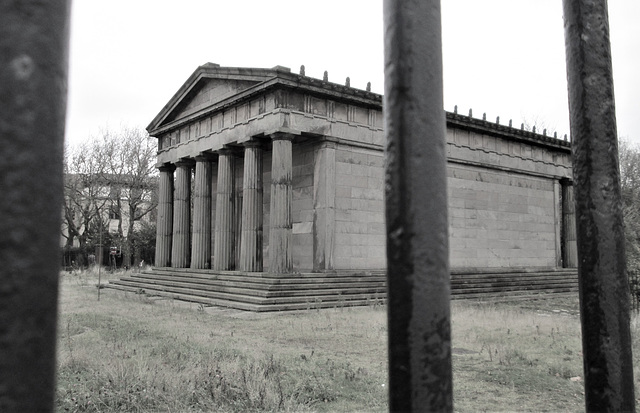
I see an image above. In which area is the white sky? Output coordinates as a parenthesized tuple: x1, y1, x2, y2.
(65, 0, 640, 147)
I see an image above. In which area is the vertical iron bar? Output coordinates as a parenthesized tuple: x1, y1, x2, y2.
(383, 0, 452, 411)
(632, 277, 635, 312)
(0, 0, 71, 411)
(632, 270, 637, 312)
(562, 0, 635, 411)
(98, 225, 102, 301)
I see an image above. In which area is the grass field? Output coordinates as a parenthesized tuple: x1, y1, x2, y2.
(56, 269, 640, 412)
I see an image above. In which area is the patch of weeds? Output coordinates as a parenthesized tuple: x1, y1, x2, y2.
(292, 372, 337, 406)
(187, 354, 310, 412)
(57, 363, 163, 413)
(283, 356, 382, 410)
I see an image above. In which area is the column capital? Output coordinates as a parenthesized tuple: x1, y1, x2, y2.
(194, 153, 216, 162)
(175, 159, 195, 168)
(158, 163, 175, 173)
(560, 177, 574, 186)
(270, 132, 295, 142)
(319, 138, 338, 150)
(242, 139, 264, 149)
(217, 146, 239, 157)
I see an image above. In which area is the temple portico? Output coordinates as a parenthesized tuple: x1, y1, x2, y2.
(154, 135, 295, 273)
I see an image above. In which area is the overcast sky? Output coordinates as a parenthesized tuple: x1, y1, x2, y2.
(65, 0, 640, 148)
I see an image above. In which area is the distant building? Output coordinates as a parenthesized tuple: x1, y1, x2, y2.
(61, 173, 156, 248)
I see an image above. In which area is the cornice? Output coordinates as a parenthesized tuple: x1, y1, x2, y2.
(446, 112, 571, 153)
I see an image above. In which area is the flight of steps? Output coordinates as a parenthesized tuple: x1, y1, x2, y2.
(450, 268, 579, 301)
(105, 267, 578, 311)
(105, 268, 387, 312)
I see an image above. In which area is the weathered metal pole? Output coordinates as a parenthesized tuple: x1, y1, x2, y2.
(0, 0, 71, 411)
(383, 0, 452, 411)
(563, 1, 636, 411)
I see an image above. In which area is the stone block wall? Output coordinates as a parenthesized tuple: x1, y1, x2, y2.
(333, 145, 385, 269)
(448, 164, 557, 269)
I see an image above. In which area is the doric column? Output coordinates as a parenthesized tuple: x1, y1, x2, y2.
(268, 133, 293, 273)
(171, 160, 192, 268)
(155, 165, 174, 267)
(239, 141, 264, 271)
(190, 155, 212, 269)
(561, 179, 577, 268)
(213, 149, 235, 270)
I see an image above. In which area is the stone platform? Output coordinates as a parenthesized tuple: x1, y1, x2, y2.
(105, 268, 578, 311)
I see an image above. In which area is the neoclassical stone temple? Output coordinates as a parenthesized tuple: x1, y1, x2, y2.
(148, 63, 577, 274)
(104, 63, 577, 311)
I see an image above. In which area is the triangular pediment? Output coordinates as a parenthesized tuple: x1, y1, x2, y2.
(148, 64, 287, 133)
(165, 78, 261, 123)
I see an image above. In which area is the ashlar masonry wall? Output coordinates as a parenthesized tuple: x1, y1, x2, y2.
(448, 164, 558, 269)
(444, 120, 572, 271)
(314, 122, 572, 272)
(333, 144, 386, 269)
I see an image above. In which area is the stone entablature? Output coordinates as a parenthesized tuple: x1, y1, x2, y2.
(446, 113, 572, 180)
(148, 63, 575, 273)
(152, 64, 383, 165)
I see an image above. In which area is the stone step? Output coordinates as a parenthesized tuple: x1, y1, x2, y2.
(105, 284, 263, 311)
(105, 268, 579, 311)
(451, 284, 578, 295)
(132, 272, 387, 288)
(451, 278, 578, 288)
(111, 277, 386, 298)
(108, 280, 386, 305)
(108, 283, 386, 312)
(450, 271, 577, 287)
(126, 273, 575, 292)
(450, 267, 577, 275)
(451, 290, 578, 302)
(139, 270, 574, 285)
(148, 267, 386, 280)
(451, 272, 577, 281)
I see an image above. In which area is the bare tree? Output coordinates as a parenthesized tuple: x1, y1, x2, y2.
(62, 126, 157, 267)
(619, 139, 640, 271)
(62, 140, 110, 260)
(98, 126, 157, 267)
(521, 114, 557, 135)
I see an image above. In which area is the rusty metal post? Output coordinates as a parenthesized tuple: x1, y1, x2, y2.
(563, 1, 635, 411)
(0, 1, 71, 411)
(383, 0, 452, 411)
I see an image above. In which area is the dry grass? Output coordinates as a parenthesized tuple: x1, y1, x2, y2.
(56, 269, 387, 412)
(56, 270, 640, 412)
(450, 298, 586, 412)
